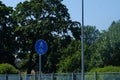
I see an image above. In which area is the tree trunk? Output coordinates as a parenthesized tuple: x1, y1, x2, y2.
(27, 52, 33, 74)
(27, 39, 36, 74)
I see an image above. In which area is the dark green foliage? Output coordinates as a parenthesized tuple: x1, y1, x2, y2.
(84, 26, 100, 46)
(0, 51, 15, 65)
(57, 40, 81, 73)
(0, 63, 19, 74)
(0, 1, 16, 65)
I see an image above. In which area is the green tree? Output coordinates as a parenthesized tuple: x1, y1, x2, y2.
(84, 26, 100, 71)
(57, 40, 81, 73)
(57, 25, 100, 72)
(12, 0, 73, 73)
(0, 1, 15, 65)
(91, 20, 120, 68)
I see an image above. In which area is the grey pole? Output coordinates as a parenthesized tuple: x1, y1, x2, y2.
(81, 0, 84, 80)
(39, 55, 42, 80)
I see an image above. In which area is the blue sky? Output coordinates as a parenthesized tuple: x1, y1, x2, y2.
(1, 0, 120, 30)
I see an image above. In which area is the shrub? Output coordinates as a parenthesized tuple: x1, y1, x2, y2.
(89, 66, 120, 72)
(0, 63, 19, 74)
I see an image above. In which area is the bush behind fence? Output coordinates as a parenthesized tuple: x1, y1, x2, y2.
(0, 72, 120, 80)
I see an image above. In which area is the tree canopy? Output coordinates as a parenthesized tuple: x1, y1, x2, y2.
(91, 21, 120, 67)
(0, 1, 15, 65)
(12, 0, 76, 73)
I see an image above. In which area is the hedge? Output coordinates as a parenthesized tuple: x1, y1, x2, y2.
(89, 66, 120, 72)
(0, 63, 19, 74)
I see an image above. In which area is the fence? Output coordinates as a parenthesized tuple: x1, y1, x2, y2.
(0, 72, 120, 80)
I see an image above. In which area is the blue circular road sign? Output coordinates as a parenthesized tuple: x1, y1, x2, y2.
(35, 39, 48, 55)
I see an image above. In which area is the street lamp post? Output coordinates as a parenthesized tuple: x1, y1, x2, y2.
(81, 0, 84, 80)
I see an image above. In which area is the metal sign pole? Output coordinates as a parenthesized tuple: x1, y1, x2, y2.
(35, 39, 48, 80)
(39, 55, 42, 80)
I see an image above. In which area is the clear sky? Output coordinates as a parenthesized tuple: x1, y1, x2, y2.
(1, 0, 120, 30)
